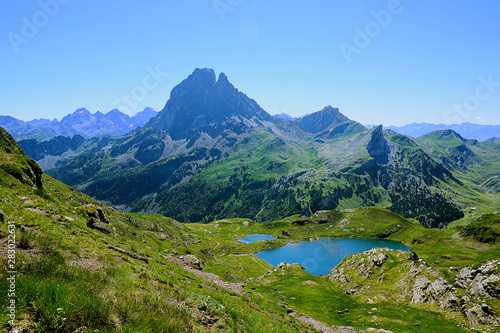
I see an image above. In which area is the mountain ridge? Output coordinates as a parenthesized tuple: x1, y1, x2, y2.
(366, 122, 500, 141)
(0, 107, 158, 140)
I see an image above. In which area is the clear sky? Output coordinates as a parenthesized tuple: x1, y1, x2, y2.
(1, 1, 499, 126)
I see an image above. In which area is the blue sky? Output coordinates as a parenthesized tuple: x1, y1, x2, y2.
(1, 1, 499, 126)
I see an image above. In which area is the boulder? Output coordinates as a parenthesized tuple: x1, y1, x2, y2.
(406, 252, 419, 261)
(338, 218, 351, 228)
(367, 252, 388, 267)
(183, 254, 204, 270)
(464, 304, 498, 326)
(87, 218, 113, 234)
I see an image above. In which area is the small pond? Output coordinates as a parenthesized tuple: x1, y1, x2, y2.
(238, 234, 275, 244)
(255, 238, 409, 276)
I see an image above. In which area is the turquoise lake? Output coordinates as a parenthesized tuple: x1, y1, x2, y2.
(255, 238, 409, 276)
(238, 234, 275, 244)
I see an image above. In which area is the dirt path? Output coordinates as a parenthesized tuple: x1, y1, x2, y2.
(165, 255, 247, 296)
(165, 255, 366, 333)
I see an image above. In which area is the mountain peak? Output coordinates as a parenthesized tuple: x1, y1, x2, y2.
(74, 108, 90, 115)
(145, 68, 269, 139)
(320, 105, 338, 113)
(106, 108, 123, 115)
(296, 106, 349, 134)
(440, 129, 465, 140)
(426, 129, 466, 143)
(190, 68, 216, 85)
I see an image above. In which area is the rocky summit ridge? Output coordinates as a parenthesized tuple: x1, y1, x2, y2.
(146, 68, 272, 140)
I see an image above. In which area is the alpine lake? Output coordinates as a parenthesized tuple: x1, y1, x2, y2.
(240, 235, 409, 276)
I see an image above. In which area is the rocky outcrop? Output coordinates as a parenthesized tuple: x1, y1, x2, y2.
(367, 252, 388, 267)
(410, 276, 463, 311)
(23, 159, 44, 189)
(465, 303, 498, 326)
(328, 248, 500, 328)
(456, 260, 500, 299)
(179, 254, 205, 270)
(85, 205, 115, 234)
(366, 126, 390, 165)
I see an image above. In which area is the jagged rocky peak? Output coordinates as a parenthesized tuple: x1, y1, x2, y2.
(145, 68, 270, 139)
(296, 106, 349, 134)
(367, 125, 390, 164)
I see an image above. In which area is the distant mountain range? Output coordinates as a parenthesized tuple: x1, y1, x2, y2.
(21, 68, 495, 230)
(272, 113, 310, 121)
(0, 107, 158, 140)
(364, 123, 500, 141)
